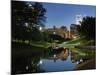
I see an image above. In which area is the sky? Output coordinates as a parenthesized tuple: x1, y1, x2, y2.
(42, 2, 96, 30)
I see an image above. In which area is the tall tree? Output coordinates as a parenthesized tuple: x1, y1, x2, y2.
(78, 16, 96, 40)
(12, 1, 46, 41)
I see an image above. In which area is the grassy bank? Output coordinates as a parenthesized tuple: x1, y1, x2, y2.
(66, 38, 95, 46)
(30, 41, 51, 48)
(63, 38, 95, 49)
(12, 40, 52, 48)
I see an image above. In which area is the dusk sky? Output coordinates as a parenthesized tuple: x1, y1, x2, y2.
(42, 2, 96, 30)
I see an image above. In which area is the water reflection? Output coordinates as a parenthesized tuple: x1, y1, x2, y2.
(12, 48, 95, 74)
(38, 49, 76, 72)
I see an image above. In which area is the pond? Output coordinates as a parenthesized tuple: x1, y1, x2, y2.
(12, 47, 95, 74)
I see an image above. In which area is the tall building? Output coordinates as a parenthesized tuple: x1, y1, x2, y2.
(70, 24, 79, 39)
(69, 15, 83, 39)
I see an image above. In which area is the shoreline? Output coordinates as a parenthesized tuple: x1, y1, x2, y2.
(75, 46, 96, 50)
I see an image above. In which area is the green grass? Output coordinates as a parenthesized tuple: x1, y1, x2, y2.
(30, 41, 51, 48)
(70, 48, 86, 56)
(64, 38, 95, 48)
(12, 40, 52, 49)
(66, 38, 82, 44)
(58, 38, 82, 48)
(81, 40, 95, 46)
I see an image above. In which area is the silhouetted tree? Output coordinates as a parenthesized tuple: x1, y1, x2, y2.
(60, 26, 67, 31)
(78, 16, 96, 40)
(12, 1, 46, 42)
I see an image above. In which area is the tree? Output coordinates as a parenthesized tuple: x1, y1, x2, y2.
(78, 16, 96, 40)
(12, 1, 46, 41)
(60, 26, 67, 31)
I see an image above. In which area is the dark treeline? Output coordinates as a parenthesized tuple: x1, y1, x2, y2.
(12, 1, 47, 42)
(78, 16, 96, 40)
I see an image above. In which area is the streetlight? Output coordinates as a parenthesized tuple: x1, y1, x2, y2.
(25, 23, 28, 27)
(52, 31, 56, 48)
(53, 31, 56, 35)
(39, 26, 42, 31)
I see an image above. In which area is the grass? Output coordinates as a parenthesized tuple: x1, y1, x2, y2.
(63, 38, 95, 49)
(12, 40, 52, 49)
(66, 37, 95, 45)
(12, 38, 96, 58)
(81, 40, 95, 46)
(30, 41, 51, 48)
(58, 38, 96, 58)
(66, 38, 82, 44)
(70, 48, 86, 56)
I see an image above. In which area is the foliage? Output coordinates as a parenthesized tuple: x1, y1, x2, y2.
(60, 26, 67, 31)
(12, 1, 46, 41)
(49, 34, 63, 40)
(78, 16, 96, 40)
(42, 31, 50, 42)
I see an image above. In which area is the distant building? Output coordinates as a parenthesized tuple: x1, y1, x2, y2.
(69, 15, 83, 39)
(45, 26, 70, 39)
(70, 24, 79, 39)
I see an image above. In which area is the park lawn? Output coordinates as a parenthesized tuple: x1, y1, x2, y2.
(66, 38, 95, 46)
(59, 37, 96, 50)
(61, 38, 96, 58)
(66, 38, 82, 44)
(30, 41, 51, 48)
(12, 40, 52, 49)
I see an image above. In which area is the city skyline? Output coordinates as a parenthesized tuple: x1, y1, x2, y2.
(42, 2, 96, 30)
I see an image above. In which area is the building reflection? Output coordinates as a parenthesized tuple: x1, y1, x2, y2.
(52, 48, 69, 62)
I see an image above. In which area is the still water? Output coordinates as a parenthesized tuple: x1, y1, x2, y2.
(12, 48, 95, 74)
